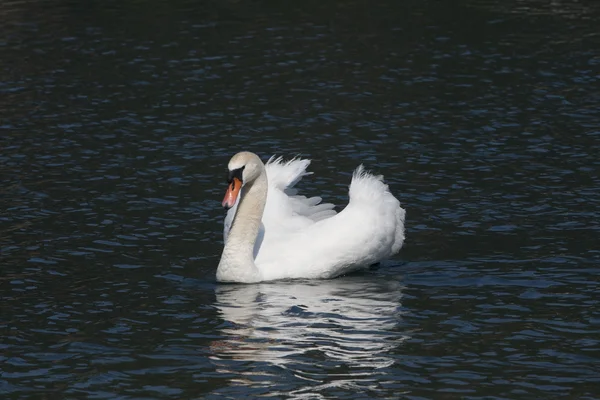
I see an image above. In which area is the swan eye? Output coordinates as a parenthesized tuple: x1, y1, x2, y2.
(227, 166, 245, 184)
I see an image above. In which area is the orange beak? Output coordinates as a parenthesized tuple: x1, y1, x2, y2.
(222, 177, 242, 209)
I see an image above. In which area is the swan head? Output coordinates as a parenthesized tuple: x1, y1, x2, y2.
(222, 151, 264, 209)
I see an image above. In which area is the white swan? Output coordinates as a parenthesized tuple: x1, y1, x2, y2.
(217, 151, 405, 283)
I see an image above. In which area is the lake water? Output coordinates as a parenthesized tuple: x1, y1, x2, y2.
(2, 0, 599, 398)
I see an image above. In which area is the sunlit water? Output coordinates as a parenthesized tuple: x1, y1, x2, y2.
(2, 0, 599, 398)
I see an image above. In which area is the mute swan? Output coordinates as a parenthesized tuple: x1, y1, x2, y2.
(217, 151, 405, 283)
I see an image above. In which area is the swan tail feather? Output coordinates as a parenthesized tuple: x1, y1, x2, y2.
(391, 205, 406, 254)
(349, 165, 389, 203)
(348, 164, 405, 254)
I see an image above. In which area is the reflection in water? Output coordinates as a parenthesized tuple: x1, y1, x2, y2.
(211, 277, 407, 381)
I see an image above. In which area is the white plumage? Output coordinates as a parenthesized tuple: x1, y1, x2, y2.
(217, 152, 405, 283)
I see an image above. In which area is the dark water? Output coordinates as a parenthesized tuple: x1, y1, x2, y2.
(2, 0, 599, 398)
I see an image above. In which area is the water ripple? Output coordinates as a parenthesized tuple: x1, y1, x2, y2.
(1, 0, 599, 398)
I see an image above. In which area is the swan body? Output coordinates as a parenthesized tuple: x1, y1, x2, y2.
(217, 152, 406, 283)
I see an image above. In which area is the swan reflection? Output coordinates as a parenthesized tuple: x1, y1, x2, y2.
(211, 277, 407, 372)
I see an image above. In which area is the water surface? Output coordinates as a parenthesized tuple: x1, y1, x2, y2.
(2, 0, 599, 398)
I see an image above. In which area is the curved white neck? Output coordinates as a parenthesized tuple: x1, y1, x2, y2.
(216, 171, 267, 283)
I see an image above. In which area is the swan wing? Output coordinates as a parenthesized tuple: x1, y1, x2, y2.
(261, 156, 337, 232)
(255, 165, 406, 281)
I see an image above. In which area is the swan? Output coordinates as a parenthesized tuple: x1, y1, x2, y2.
(217, 151, 405, 283)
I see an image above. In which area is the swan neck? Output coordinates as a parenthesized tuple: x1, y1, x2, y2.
(217, 171, 267, 283)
